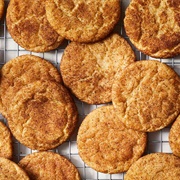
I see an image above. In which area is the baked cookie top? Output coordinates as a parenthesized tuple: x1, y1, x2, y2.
(7, 80, 78, 151)
(45, 0, 120, 43)
(77, 106, 147, 174)
(19, 152, 80, 180)
(125, 153, 180, 180)
(0, 54, 62, 116)
(169, 115, 180, 157)
(124, 0, 180, 58)
(60, 33, 135, 104)
(0, 157, 29, 180)
(0, 122, 12, 159)
(6, 0, 64, 52)
(0, 0, 4, 20)
(112, 60, 180, 132)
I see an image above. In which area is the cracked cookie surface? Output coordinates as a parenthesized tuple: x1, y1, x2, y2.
(60, 34, 135, 104)
(0, 55, 62, 117)
(19, 152, 81, 180)
(112, 60, 180, 132)
(0, 157, 29, 180)
(6, 0, 64, 52)
(169, 115, 180, 157)
(124, 0, 180, 58)
(77, 106, 147, 173)
(45, 0, 120, 42)
(7, 80, 78, 150)
(125, 153, 180, 180)
(0, 122, 12, 159)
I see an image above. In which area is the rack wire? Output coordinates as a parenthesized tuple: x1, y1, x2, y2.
(0, 0, 179, 179)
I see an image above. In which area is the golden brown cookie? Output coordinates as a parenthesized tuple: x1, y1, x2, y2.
(77, 106, 147, 174)
(0, 122, 12, 159)
(7, 80, 78, 151)
(0, 157, 29, 180)
(112, 60, 180, 132)
(169, 115, 180, 157)
(45, 0, 120, 43)
(60, 33, 135, 104)
(19, 152, 81, 180)
(0, 0, 4, 20)
(0, 54, 62, 117)
(125, 153, 180, 180)
(124, 0, 180, 58)
(6, 0, 64, 52)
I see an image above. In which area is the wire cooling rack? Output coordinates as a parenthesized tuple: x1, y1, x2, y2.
(0, 0, 180, 180)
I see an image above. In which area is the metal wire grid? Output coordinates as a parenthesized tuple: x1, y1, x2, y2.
(0, 0, 179, 179)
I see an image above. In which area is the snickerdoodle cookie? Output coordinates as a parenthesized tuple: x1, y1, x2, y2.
(19, 152, 81, 180)
(124, 0, 180, 58)
(0, 54, 62, 116)
(0, 122, 12, 159)
(169, 115, 180, 157)
(0, 157, 29, 180)
(112, 60, 180, 132)
(7, 80, 78, 150)
(125, 153, 180, 180)
(60, 33, 135, 104)
(77, 106, 147, 173)
(0, 0, 4, 20)
(45, 0, 120, 43)
(6, 0, 64, 52)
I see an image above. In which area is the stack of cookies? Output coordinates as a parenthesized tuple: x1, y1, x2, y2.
(76, 60, 180, 174)
(0, 54, 80, 179)
(6, 0, 64, 52)
(0, 0, 180, 179)
(0, 54, 78, 151)
(6, 0, 121, 52)
(0, 150, 81, 180)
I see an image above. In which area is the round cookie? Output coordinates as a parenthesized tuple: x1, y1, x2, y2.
(169, 115, 180, 157)
(112, 60, 180, 132)
(125, 153, 180, 180)
(0, 0, 4, 20)
(0, 157, 29, 180)
(0, 54, 62, 116)
(6, 0, 64, 52)
(0, 122, 12, 159)
(124, 0, 180, 58)
(45, 0, 120, 43)
(7, 80, 78, 151)
(77, 106, 147, 174)
(19, 152, 81, 180)
(60, 33, 135, 104)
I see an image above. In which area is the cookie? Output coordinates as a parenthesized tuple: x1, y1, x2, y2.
(0, 54, 62, 116)
(45, 0, 120, 43)
(6, 0, 64, 52)
(112, 60, 180, 132)
(19, 152, 81, 180)
(125, 153, 180, 180)
(124, 0, 180, 58)
(77, 106, 147, 174)
(0, 157, 29, 180)
(0, 0, 4, 20)
(169, 115, 180, 157)
(0, 122, 12, 159)
(6, 80, 78, 150)
(60, 33, 135, 104)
